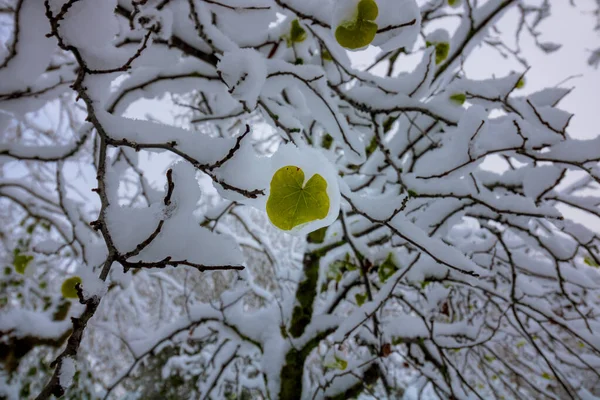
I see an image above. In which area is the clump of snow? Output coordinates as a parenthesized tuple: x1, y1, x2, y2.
(59, 357, 76, 389)
(371, 0, 421, 51)
(58, 0, 118, 49)
(217, 49, 267, 109)
(0, 0, 57, 93)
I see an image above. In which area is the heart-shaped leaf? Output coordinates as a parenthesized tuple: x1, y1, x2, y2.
(61, 276, 82, 299)
(266, 166, 330, 231)
(335, 0, 379, 50)
(287, 19, 307, 46)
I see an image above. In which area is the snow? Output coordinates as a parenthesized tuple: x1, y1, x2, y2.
(0, 309, 71, 339)
(0, 0, 57, 94)
(217, 49, 268, 109)
(59, 357, 76, 389)
(371, 0, 421, 52)
(58, 0, 119, 49)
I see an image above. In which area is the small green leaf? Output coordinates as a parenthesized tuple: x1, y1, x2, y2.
(484, 355, 495, 363)
(584, 257, 599, 267)
(434, 42, 450, 64)
(382, 116, 398, 133)
(541, 372, 553, 380)
(335, 0, 379, 50)
(516, 340, 526, 348)
(366, 136, 378, 157)
(448, 0, 461, 7)
(322, 49, 333, 61)
(13, 249, 34, 274)
(355, 292, 367, 306)
(449, 93, 466, 105)
(266, 166, 330, 231)
(289, 19, 306, 44)
(26, 223, 36, 235)
(421, 280, 431, 290)
(61, 276, 82, 299)
(321, 133, 333, 149)
(334, 355, 348, 370)
(307, 226, 327, 244)
(516, 77, 525, 89)
(378, 253, 398, 283)
(392, 336, 403, 345)
(407, 189, 418, 198)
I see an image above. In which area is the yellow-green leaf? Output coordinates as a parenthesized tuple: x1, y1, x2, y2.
(335, 0, 379, 50)
(448, 0, 461, 7)
(516, 77, 525, 89)
(61, 276, 82, 299)
(541, 372, 553, 380)
(435, 42, 450, 64)
(355, 292, 367, 306)
(378, 253, 398, 283)
(307, 226, 327, 244)
(289, 19, 307, 44)
(334, 355, 348, 370)
(266, 166, 330, 230)
(13, 249, 33, 274)
(584, 257, 598, 267)
(321, 133, 333, 149)
(449, 93, 466, 105)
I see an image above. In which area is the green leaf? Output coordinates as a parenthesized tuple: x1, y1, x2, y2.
(289, 19, 307, 44)
(484, 355, 495, 363)
(584, 257, 599, 267)
(449, 93, 466, 105)
(322, 49, 333, 61)
(334, 355, 348, 370)
(26, 223, 36, 235)
(355, 292, 367, 306)
(516, 77, 525, 89)
(307, 226, 327, 244)
(382, 116, 398, 133)
(61, 276, 82, 299)
(516, 340, 526, 348)
(13, 249, 34, 274)
(434, 42, 450, 64)
(392, 336, 403, 345)
(448, 0, 461, 7)
(366, 136, 378, 157)
(407, 189, 418, 197)
(266, 166, 330, 231)
(378, 253, 398, 283)
(420, 280, 431, 290)
(541, 372, 553, 380)
(321, 133, 333, 149)
(335, 0, 379, 50)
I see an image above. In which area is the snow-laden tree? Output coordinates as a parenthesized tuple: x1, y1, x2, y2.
(1, 0, 599, 399)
